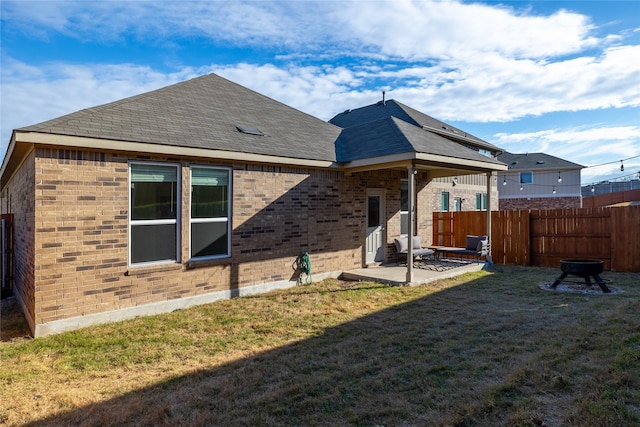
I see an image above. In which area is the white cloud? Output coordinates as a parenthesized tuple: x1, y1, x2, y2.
(342, 0, 600, 60)
(0, 60, 204, 153)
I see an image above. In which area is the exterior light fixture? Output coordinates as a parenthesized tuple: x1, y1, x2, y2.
(552, 186, 557, 194)
(520, 185, 524, 191)
(557, 172, 562, 183)
(591, 185, 595, 193)
(452, 177, 458, 187)
(502, 176, 507, 186)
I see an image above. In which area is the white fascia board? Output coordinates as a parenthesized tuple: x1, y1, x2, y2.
(14, 132, 338, 169)
(0, 136, 17, 180)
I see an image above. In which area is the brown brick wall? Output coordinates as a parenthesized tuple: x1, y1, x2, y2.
(499, 196, 581, 210)
(1, 149, 36, 329)
(28, 148, 425, 330)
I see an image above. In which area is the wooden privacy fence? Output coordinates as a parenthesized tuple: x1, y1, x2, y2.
(433, 206, 640, 272)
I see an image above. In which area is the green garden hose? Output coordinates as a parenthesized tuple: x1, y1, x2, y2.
(298, 251, 312, 285)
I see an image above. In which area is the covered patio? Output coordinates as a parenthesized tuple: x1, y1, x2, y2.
(332, 102, 508, 285)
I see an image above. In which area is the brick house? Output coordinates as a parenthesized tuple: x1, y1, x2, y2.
(0, 73, 506, 336)
(496, 152, 583, 210)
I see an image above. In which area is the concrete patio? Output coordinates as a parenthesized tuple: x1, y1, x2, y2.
(342, 258, 488, 286)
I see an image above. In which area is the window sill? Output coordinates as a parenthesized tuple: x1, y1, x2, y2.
(185, 257, 232, 270)
(125, 262, 183, 276)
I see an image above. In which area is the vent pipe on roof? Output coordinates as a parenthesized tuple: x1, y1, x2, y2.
(382, 91, 386, 106)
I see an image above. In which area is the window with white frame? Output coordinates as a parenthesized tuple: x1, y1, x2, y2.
(129, 163, 179, 265)
(190, 166, 231, 259)
(454, 197, 463, 211)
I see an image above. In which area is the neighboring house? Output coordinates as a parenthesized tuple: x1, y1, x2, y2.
(582, 179, 640, 208)
(497, 152, 583, 210)
(0, 73, 506, 336)
(582, 179, 640, 197)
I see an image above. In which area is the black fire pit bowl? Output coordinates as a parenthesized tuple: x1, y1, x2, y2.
(550, 259, 611, 293)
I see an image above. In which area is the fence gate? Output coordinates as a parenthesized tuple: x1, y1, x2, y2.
(1, 213, 13, 298)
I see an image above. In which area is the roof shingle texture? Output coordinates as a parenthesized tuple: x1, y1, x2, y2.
(498, 152, 584, 170)
(336, 117, 505, 166)
(330, 99, 501, 152)
(18, 73, 342, 162)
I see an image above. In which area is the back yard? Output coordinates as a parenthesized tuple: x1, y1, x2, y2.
(1, 266, 638, 426)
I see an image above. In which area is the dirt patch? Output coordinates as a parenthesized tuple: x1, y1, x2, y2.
(538, 282, 622, 295)
(0, 296, 31, 342)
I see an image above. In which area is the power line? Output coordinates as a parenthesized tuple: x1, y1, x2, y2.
(583, 154, 640, 169)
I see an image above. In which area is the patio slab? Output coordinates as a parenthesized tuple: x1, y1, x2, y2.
(342, 259, 487, 286)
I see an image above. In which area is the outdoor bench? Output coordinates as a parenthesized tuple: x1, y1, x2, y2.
(430, 235, 489, 260)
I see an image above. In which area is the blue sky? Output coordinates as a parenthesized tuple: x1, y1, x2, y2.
(1, 0, 639, 186)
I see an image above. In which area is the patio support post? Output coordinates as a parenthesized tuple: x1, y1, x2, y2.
(485, 171, 493, 266)
(406, 165, 416, 283)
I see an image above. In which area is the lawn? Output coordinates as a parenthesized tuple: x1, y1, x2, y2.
(1, 266, 639, 426)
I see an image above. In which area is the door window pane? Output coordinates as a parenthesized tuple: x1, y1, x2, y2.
(368, 196, 380, 227)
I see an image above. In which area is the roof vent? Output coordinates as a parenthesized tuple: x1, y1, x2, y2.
(536, 160, 545, 164)
(236, 124, 264, 136)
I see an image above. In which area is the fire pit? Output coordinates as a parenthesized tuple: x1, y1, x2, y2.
(549, 259, 611, 293)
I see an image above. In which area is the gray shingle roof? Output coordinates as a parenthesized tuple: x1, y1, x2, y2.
(18, 73, 341, 162)
(497, 152, 583, 171)
(336, 116, 505, 166)
(330, 99, 501, 152)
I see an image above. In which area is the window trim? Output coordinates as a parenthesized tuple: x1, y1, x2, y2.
(188, 165, 232, 261)
(475, 193, 487, 211)
(128, 161, 181, 267)
(520, 171, 533, 184)
(441, 191, 450, 212)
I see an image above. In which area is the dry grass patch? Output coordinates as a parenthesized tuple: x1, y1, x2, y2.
(1, 266, 639, 426)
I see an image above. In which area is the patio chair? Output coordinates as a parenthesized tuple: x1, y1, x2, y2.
(394, 236, 434, 264)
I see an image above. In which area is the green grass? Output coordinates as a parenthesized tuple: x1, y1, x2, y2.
(1, 266, 639, 426)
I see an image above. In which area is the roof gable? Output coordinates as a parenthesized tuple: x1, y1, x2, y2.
(18, 73, 342, 162)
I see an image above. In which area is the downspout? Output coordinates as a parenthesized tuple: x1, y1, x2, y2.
(486, 172, 493, 266)
(406, 165, 416, 283)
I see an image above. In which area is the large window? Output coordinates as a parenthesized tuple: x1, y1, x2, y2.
(400, 180, 408, 235)
(190, 166, 231, 259)
(441, 192, 450, 212)
(130, 163, 179, 265)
